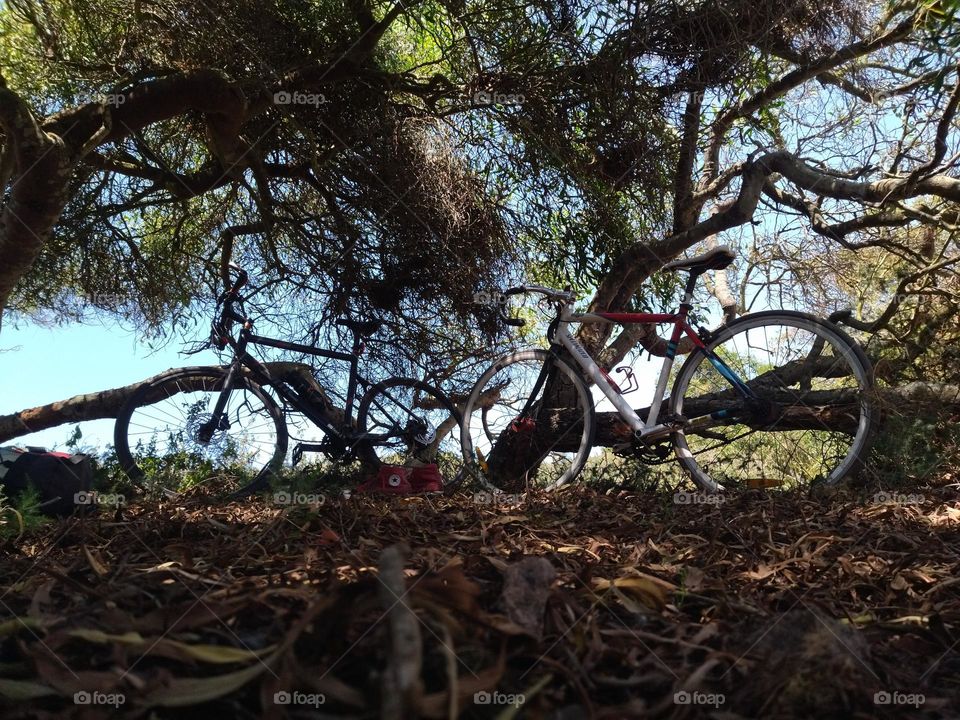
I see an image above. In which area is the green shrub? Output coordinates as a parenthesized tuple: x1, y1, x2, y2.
(868, 411, 960, 487)
(0, 483, 49, 539)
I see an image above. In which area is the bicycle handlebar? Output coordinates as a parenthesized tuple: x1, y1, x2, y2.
(498, 284, 576, 328)
(506, 284, 577, 302)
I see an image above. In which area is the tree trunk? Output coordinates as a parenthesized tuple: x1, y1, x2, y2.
(473, 380, 958, 459)
(0, 362, 336, 445)
(2, 366, 958, 453)
(485, 357, 587, 490)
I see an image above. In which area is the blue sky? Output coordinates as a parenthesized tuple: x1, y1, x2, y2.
(1, 318, 189, 451)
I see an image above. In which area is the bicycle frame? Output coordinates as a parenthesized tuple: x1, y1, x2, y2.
(546, 285, 754, 441)
(212, 326, 367, 446)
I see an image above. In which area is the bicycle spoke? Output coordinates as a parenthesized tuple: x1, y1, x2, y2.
(116, 371, 286, 497)
(672, 313, 874, 490)
(462, 351, 593, 491)
(358, 379, 464, 488)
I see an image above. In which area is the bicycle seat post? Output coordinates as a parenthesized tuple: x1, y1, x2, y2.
(662, 245, 736, 312)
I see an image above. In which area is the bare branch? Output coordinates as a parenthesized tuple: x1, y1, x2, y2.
(701, 15, 916, 186)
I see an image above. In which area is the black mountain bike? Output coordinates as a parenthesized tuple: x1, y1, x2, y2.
(114, 265, 463, 497)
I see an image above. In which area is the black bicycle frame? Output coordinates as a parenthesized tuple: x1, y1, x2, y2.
(210, 325, 367, 446)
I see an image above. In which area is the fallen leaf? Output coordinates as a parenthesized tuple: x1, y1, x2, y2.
(83, 545, 110, 577)
(0, 678, 59, 701)
(593, 576, 668, 611)
(142, 653, 278, 707)
(498, 557, 556, 639)
(0, 616, 44, 637)
(68, 629, 274, 664)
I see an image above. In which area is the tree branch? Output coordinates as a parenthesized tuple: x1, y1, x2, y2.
(0, 362, 340, 445)
(701, 15, 916, 186)
(0, 74, 72, 325)
(672, 91, 703, 234)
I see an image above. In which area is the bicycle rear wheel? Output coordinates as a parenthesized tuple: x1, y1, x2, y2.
(670, 311, 876, 492)
(356, 378, 464, 488)
(114, 366, 288, 497)
(461, 349, 595, 491)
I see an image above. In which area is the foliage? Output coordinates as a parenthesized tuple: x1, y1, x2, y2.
(869, 409, 960, 487)
(0, 0, 870, 362)
(6, 0, 960, 476)
(0, 482, 48, 539)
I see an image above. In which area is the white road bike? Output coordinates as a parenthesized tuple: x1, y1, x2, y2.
(461, 247, 877, 493)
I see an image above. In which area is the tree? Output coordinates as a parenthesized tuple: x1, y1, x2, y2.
(4, 0, 960, 451)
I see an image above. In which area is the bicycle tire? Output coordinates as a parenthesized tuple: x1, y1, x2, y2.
(114, 366, 288, 498)
(356, 377, 465, 489)
(669, 311, 876, 492)
(461, 349, 595, 491)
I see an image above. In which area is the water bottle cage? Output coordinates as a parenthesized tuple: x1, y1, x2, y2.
(613, 366, 640, 394)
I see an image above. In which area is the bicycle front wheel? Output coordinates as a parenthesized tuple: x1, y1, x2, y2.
(357, 378, 464, 487)
(114, 366, 288, 497)
(461, 349, 595, 491)
(670, 311, 876, 492)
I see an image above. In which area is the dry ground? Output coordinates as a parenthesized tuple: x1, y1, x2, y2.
(1, 483, 959, 719)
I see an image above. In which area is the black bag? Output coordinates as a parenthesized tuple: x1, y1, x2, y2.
(0, 447, 94, 516)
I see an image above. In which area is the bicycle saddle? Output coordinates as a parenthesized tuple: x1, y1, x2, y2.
(662, 246, 735, 273)
(336, 318, 383, 337)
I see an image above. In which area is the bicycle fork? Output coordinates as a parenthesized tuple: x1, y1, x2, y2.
(197, 360, 243, 443)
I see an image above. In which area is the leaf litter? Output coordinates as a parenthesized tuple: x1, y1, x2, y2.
(0, 484, 958, 718)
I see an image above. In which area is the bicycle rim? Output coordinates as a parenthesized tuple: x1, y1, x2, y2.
(114, 367, 287, 497)
(461, 349, 594, 491)
(670, 312, 875, 492)
(357, 378, 464, 485)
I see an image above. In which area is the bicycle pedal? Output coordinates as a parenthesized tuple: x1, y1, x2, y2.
(652, 443, 672, 459)
(292, 443, 326, 466)
(613, 436, 669, 460)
